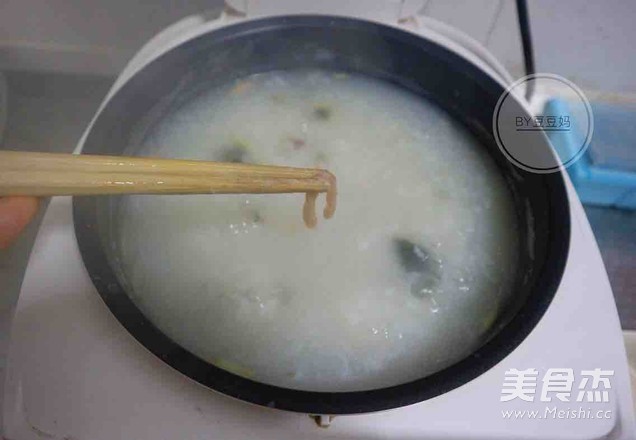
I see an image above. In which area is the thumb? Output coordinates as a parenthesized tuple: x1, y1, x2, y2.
(0, 197, 40, 249)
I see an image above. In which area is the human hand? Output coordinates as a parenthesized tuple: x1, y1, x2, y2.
(0, 197, 39, 249)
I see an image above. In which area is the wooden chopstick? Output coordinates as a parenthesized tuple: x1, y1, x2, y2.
(0, 151, 337, 227)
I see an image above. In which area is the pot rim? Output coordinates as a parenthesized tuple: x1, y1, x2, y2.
(73, 14, 571, 414)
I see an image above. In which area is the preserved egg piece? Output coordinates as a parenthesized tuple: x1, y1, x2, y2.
(312, 104, 333, 121)
(218, 138, 250, 163)
(393, 238, 442, 299)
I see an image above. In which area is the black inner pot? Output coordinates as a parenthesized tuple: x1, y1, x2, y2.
(73, 15, 570, 414)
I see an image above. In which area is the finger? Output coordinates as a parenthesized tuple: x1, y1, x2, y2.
(0, 197, 40, 249)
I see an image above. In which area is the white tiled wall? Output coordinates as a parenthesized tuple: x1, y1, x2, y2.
(0, 0, 224, 75)
(530, 0, 636, 95)
(0, 0, 634, 91)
